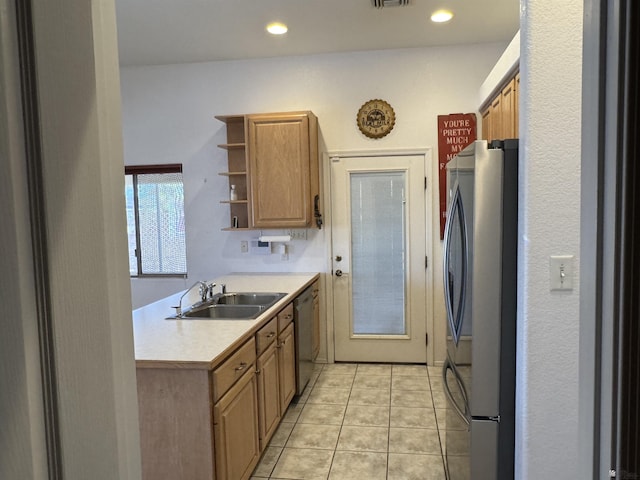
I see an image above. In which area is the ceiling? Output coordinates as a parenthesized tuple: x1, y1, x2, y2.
(115, 0, 520, 67)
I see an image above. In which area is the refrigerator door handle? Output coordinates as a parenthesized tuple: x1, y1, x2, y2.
(442, 356, 470, 427)
(442, 183, 468, 345)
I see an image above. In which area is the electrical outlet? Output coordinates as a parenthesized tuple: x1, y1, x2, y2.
(240, 240, 248, 253)
(288, 229, 307, 240)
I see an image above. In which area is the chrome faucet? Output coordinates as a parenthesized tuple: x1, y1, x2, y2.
(206, 282, 226, 299)
(172, 281, 208, 317)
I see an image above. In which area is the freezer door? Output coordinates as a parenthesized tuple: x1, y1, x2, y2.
(443, 355, 471, 480)
(470, 419, 499, 479)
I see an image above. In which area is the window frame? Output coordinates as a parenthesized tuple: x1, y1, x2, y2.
(125, 164, 187, 278)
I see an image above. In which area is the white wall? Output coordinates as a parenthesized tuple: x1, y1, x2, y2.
(517, 0, 583, 478)
(120, 43, 506, 363)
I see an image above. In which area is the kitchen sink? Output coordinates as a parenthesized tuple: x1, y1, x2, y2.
(213, 292, 286, 306)
(180, 304, 265, 319)
(166, 292, 286, 320)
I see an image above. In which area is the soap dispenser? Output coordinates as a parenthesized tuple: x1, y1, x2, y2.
(229, 184, 238, 201)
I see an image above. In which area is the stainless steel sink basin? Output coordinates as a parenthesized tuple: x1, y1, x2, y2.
(213, 292, 286, 306)
(181, 304, 264, 319)
(166, 292, 286, 320)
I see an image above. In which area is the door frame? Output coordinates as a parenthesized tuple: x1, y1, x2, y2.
(322, 147, 435, 365)
(0, 1, 142, 477)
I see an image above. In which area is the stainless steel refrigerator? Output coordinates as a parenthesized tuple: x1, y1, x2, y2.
(442, 139, 518, 480)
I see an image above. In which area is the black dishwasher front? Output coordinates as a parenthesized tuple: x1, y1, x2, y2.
(293, 286, 313, 395)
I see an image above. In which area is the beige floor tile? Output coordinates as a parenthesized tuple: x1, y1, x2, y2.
(428, 375, 444, 391)
(322, 363, 358, 375)
(393, 364, 429, 376)
(348, 388, 390, 406)
(430, 389, 448, 409)
(435, 408, 447, 429)
(389, 427, 442, 455)
(343, 404, 390, 427)
(307, 387, 351, 405)
(269, 422, 295, 447)
(356, 363, 392, 375)
(391, 374, 431, 391)
(298, 403, 346, 425)
(286, 423, 341, 450)
(281, 402, 304, 423)
(328, 451, 387, 480)
(387, 453, 446, 480)
(446, 454, 471, 479)
(252, 446, 282, 477)
(390, 406, 438, 429)
(314, 373, 355, 389)
(353, 374, 391, 390)
(271, 447, 334, 479)
(336, 425, 389, 452)
(251, 363, 451, 479)
(297, 391, 311, 404)
(447, 427, 470, 455)
(391, 389, 432, 408)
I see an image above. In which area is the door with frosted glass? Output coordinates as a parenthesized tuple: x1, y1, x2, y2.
(331, 155, 427, 363)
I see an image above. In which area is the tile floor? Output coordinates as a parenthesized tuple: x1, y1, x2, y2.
(250, 362, 448, 480)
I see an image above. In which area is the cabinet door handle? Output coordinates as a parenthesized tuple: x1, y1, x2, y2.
(266, 332, 276, 338)
(284, 314, 293, 320)
(235, 362, 247, 372)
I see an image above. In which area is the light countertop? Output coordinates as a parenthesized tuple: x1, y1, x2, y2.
(133, 272, 319, 369)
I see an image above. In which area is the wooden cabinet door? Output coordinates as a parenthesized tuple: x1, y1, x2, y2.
(490, 94, 502, 141)
(247, 112, 315, 228)
(256, 342, 281, 450)
(501, 78, 517, 139)
(214, 369, 260, 480)
(278, 322, 296, 413)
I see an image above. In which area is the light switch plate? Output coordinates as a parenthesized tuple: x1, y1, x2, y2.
(550, 255, 574, 291)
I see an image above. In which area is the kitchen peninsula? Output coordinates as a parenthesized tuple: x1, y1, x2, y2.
(133, 272, 320, 480)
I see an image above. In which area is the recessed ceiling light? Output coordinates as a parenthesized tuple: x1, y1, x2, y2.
(430, 10, 454, 23)
(266, 22, 288, 35)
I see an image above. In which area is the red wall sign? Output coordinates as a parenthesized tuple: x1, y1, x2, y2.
(437, 113, 477, 239)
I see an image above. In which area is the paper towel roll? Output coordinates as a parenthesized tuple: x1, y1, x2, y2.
(258, 235, 291, 242)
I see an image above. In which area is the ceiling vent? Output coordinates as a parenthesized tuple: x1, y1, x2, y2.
(372, 0, 410, 8)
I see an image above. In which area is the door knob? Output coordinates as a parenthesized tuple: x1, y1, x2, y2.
(335, 269, 343, 277)
(335, 255, 342, 262)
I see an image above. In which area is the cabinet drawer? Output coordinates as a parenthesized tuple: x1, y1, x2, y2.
(212, 337, 256, 403)
(256, 317, 278, 356)
(277, 303, 294, 332)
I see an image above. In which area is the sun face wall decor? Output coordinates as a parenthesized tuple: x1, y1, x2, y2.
(357, 99, 396, 139)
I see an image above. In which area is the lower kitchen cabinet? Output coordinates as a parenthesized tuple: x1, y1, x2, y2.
(137, 303, 300, 480)
(137, 368, 215, 480)
(214, 368, 260, 480)
(256, 341, 281, 450)
(278, 321, 296, 413)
